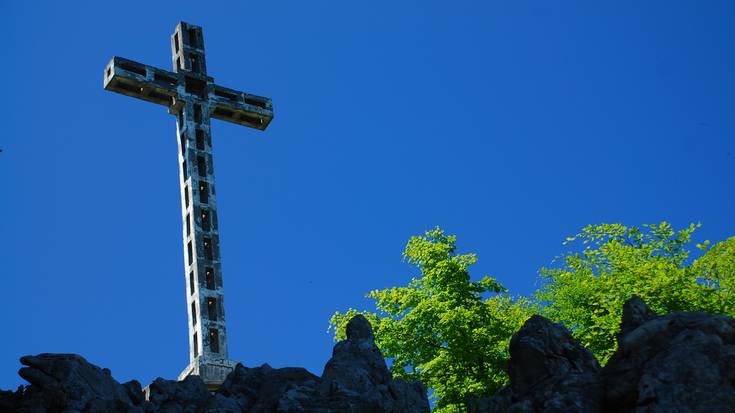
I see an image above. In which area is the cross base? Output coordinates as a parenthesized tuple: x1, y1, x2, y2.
(178, 357, 238, 390)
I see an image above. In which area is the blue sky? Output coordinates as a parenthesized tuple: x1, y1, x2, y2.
(2, 1, 734, 390)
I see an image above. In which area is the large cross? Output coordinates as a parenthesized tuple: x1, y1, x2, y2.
(103, 22, 273, 388)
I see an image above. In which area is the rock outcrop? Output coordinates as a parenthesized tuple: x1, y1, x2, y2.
(5, 300, 733, 412)
(602, 297, 735, 412)
(0, 315, 429, 413)
(470, 296, 735, 413)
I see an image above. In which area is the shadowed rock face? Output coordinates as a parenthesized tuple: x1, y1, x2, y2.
(6, 300, 732, 412)
(602, 297, 735, 412)
(469, 296, 735, 413)
(0, 315, 430, 413)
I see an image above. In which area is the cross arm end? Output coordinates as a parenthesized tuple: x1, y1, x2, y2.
(103, 57, 180, 107)
(209, 84, 274, 131)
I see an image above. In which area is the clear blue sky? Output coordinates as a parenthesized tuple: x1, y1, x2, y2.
(2, 1, 734, 390)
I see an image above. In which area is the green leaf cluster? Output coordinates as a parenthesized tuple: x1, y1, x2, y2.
(329, 228, 535, 412)
(536, 222, 735, 364)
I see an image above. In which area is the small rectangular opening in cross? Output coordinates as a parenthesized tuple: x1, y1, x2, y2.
(197, 156, 206, 177)
(184, 184, 190, 207)
(154, 72, 177, 86)
(191, 301, 197, 327)
(186, 213, 191, 235)
(189, 270, 195, 295)
(190, 54, 200, 73)
(182, 160, 188, 180)
(187, 240, 193, 265)
(201, 209, 210, 232)
(194, 104, 203, 123)
(203, 237, 213, 260)
(196, 129, 205, 149)
(188, 28, 199, 48)
(209, 329, 219, 353)
(193, 333, 199, 357)
(174, 33, 180, 53)
(199, 182, 209, 204)
(185, 76, 207, 99)
(244, 97, 268, 109)
(205, 267, 215, 289)
(215, 88, 238, 101)
(207, 297, 217, 321)
(119, 62, 146, 77)
(180, 132, 186, 155)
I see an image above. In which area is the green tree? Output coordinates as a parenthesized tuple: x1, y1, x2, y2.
(535, 222, 735, 364)
(329, 228, 534, 412)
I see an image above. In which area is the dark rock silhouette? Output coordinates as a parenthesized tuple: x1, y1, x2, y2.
(602, 297, 735, 412)
(0, 315, 429, 413)
(5, 301, 734, 412)
(469, 296, 735, 413)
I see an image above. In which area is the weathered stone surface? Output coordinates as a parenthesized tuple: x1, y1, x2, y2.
(602, 297, 735, 412)
(501, 315, 603, 413)
(470, 296, 735, 413)
(144, 375, 210, 413)
(317, 315, 430, 413)
(1, 315, 430, 412)
(11, 353, 139, 413)
(216, 363, 320, 412)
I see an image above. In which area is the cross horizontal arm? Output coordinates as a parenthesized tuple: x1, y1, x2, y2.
(208, 84, 273, 131)
(103, 56, 274, 130)
(104, 57, 179, 107)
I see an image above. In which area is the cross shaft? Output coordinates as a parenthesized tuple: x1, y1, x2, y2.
(103, 22, 273, 389)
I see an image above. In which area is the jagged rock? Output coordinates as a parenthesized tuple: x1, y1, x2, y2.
(319, 315, 392, 396)
(216, 363, 320, 412)
(318, 314, 430, 413)
(0, 386, 24, 412)
(500, 315, 603, 413)
(13, 353, 138, 413)
(1, 315, 430, 412)
(144, 376, 210, 412)
(603, 297, 735, 412)
(617, 296, 657, 339)
(471, 296, 735, 413)
(212, 315, 429, 412)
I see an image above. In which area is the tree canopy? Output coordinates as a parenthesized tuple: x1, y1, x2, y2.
(536, 222, 735, 363)
(329, 228, 534, 412)
(330, 223, 734, 411)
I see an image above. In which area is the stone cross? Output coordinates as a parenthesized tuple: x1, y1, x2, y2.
(103, 22, 273, 389)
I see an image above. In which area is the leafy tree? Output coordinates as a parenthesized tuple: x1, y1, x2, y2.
(329, 228, 534, 412)
(692, 235, 735, 314)
(535, 222, 735, 364)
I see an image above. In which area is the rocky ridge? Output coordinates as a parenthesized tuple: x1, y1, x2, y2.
(0, 315, 430, 413)
(469, 296, 735, 413)
(4, 297, 734, 412)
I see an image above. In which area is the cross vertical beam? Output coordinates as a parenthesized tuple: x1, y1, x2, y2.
(172, 23, 233, 384)
(103, 22, 274, 389)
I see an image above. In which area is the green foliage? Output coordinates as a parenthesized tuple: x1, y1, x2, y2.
(330, 223, 733, 411)
(329, 228, 534, 412)
(535, 222, 735, 364)
(693, 236, 735, 314)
